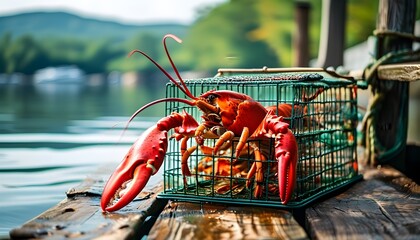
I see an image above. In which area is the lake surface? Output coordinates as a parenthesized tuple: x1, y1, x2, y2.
(0, 76, 168, 238)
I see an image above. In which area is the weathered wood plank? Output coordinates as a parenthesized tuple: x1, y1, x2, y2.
(9, 165, 167, 239)
(377, 63, 420, 82)
(147, 201, 308, 240)
(12, 161, 420, 239)
(305, 166, 420, 240)
(348, 63, 420, 82)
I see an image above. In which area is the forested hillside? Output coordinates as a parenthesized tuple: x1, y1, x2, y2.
(0, 0, 397, 75)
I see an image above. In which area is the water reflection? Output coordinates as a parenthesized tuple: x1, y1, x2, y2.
(0, 71, 181, 238)
(0, 72, 169, 134)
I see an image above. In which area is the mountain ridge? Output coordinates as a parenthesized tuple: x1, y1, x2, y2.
(0, 11, 188, 40)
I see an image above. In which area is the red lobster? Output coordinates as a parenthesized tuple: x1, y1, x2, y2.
(101, 34, 298, 212)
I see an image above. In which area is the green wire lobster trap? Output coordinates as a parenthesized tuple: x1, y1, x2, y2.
(159, 68, 362, 209)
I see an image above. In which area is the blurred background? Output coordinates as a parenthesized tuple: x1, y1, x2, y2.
(0, 0, 419, 238)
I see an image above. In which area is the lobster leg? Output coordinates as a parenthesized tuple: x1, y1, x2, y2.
(245, 143, 266, 197)
(101, 111, 199, 212)
(212, 127, 249, 159)
(180, 136, 197, 178)
(213, 131, 234, 154)
(181, 145, 197, 187)
(235, 127, 250, 158)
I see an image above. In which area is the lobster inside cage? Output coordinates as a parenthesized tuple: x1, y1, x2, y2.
(159, 68, 362, 208)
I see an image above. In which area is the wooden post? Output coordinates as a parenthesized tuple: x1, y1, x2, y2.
(316, 0, 346, 68)
(363, 0, 416, 170)
(293, 1, 310, 67)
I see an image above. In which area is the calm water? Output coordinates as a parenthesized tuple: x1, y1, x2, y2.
(0, 76, 168, 238)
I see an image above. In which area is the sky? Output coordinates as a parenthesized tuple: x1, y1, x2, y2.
(0, 0, 227, 24)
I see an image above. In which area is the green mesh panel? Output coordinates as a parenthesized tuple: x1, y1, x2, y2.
(159, 71, 362, 209)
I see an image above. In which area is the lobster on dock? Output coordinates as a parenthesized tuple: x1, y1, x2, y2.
(100, 34, 299, 212)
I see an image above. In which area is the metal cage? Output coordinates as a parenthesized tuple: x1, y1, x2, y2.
(158, 68, 362, 209)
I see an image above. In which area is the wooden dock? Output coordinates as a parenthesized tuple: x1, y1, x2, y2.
(9, 162, 420, 239)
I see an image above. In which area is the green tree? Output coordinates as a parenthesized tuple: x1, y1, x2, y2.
(107, 33, 162, 72)
(81, 39, 124, 73)
(0, 33, 12, 73)
(184, 0, 383, 68)
(347, 0, 379, 47)
(185, 0, 279, 71)
(2, 34, 49, 74)
(0, 0, 403, 74)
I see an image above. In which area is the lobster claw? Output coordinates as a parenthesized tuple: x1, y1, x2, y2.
(276, 129, 298, 204)
(101, 111, 199, 212)
(254, 110, 298, 204)
(101, 126, 168, 212)
(101, 162, 153, 212)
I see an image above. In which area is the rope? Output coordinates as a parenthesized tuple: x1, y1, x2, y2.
(361, 30, 419, 165)
(363, 48, 420, 86)
(373, 30, 420, 42)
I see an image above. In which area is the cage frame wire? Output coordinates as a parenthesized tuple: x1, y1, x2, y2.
(158, 68, 362, 209)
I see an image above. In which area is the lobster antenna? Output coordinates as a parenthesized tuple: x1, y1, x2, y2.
(128, 50, 191, 98)
(119, 97, 195, 140)
(127, 98, 195, 124)
(302, 88, 324, 102)
(163, 34, 197, 100)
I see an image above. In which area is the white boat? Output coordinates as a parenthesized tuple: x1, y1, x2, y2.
(34, 66, 85, 84)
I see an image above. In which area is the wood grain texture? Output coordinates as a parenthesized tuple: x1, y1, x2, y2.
(147, 201, 308, 240)
(378, 63, 420, 82)
(9, 165, 167, 240)
(305, 166, 420, 240)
